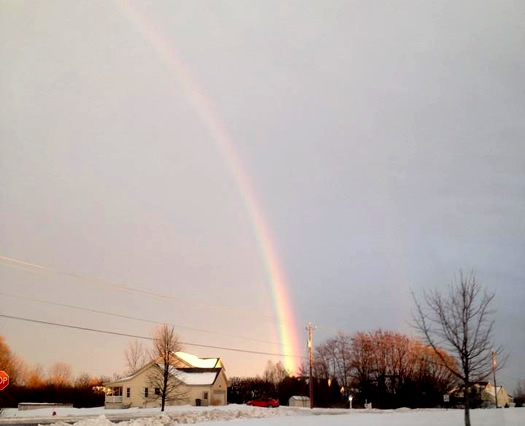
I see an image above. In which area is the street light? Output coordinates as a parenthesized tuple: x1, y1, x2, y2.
(348, 395, 353, 410)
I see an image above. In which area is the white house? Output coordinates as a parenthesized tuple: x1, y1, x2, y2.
(448, 382, 514, 408)
(104, 352, 228, 408)
(480, 382, 514, 407)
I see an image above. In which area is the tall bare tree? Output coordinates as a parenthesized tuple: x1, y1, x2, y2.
(25, 364, 45, 388)
(514, 379, 525, 407)
(412, 272, 505, 426)
(0, 335, 26, 386)
(263, 360, 288, 385)
(124, 339, 147, 375)
(314, 332, 352, 391)
(47, 362, 73, 387)
(313, 342, 337, 382)
(147, 325, 187, 411)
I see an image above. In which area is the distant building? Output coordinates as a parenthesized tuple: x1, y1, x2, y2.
(288, 395, 309, 407)
(104, 352, 228, 408)
(448, 382, 514, 408)
(479, 382, 514, 407)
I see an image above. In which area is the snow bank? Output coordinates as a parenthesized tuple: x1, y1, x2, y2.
(0, 405, 312, 423)
(2, 404, 524, 426)
(1, 406, 141, 418)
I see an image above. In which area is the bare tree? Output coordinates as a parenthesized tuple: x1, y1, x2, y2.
(25, 364, 45, 388)
(348, 330, 456, 408)
(124, 340, 147, 375)
(314, 332, 352, 392)
(74, 373, 98, 389)
(147, 325, 187, 411)
(47, 362, 73, 387)
(0, 335, 26, 386)
(331, 332, 353, 392)
(263, 360, 288, 386)
(412, 272, 505, 426)
(514, 379, 525, 407)
(313, 343, 335, 381)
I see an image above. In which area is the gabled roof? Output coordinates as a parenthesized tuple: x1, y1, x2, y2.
(484, 385, 504, 397)
(105, 362, 153, 385)
(106, 365, 223, 387)
(156, 365, 223, 386)
(104, 352, 223, 387)
(289, 396, 309, 401)
(176, 368, 222, 386)
(174, 352, 220, 368)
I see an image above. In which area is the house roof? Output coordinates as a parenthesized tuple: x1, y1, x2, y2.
(105, 373, 142, 385)
(104, 352, 223, 387)
(161, 365, 222, 386)
(106, 366, 222, 387)
(289, 396, 309, 401)
(176, 368, 221, 386)
(174, 352, 219, 368)
(484, 386, 503, 398)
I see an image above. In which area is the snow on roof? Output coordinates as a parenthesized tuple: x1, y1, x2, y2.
(104, 373, 138, 385)
(104, 352, 221, 387)
(175, 370, 219, 386)
(175, 351, 219, 368)
(163, 365, 220, 386)
(113, 374, 134, 382)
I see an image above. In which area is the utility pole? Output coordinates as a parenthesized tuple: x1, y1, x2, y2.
(306, 323, 315, 409)
(492, 351, 498, 408)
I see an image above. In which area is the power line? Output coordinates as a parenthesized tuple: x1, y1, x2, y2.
(0, 314, 307, 359)
(0, 291, 284, 347)
(0, 254, 282, 325)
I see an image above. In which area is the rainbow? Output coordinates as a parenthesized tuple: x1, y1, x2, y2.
(115, 0, 302, 373)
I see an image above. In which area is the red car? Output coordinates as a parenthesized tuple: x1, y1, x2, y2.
(247, 398, 280, 408)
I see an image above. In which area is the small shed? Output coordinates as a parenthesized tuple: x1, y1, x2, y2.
(288, 395, 309, 407)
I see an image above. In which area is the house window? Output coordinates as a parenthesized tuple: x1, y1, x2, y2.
(111, 387, 122, 396)
(126, 388, 130, 398)
(144, 387, 149, 398)
(155, 388, 161, 395)
(202, 391, 209, 400)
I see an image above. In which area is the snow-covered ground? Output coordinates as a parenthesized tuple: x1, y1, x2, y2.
(1, 405, 523, 426)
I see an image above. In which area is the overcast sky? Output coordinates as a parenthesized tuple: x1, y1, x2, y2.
(1, 0, 524, 388)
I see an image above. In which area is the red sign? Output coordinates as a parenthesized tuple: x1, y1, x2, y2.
(0, 371, 9, 390)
